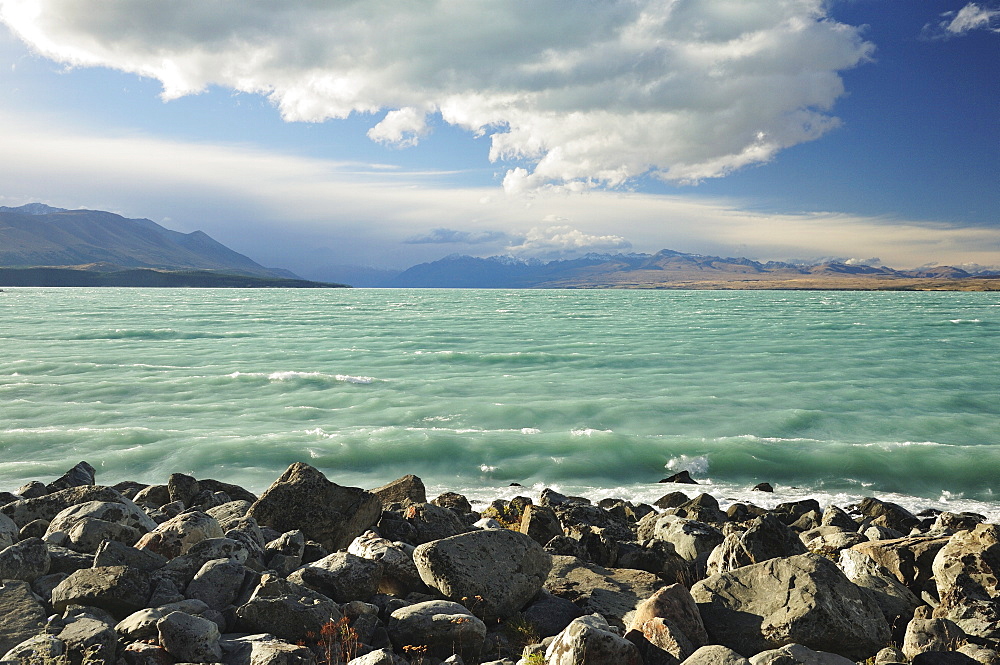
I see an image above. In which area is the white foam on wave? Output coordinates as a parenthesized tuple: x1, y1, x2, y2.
(571, 428, 613, 437)
(949, 319, 982, 324)
(665, 454, 710, 475)
(227, 371, 376, 384)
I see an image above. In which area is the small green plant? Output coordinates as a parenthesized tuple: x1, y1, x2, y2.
(503, 613, 541, 650)
(523, 652, 548, 665)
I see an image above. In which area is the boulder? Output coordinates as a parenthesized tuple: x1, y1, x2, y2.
(93, 539, 167, 571)
(348, 648, 409, 664)
(519, 504, 564, 546)
(404, 502, 474, 544)
(433, 492, 473, 514)
(0, 580, 48, 656)
(0, 634, 65, 663)
(799, 527, 867, 555)
(821, 505, 859, 531)
(0, 537, 50, 582)
(690, 553, 890, 659)
(57, 610, 118, 665)
(154, 536, 250, 591)
(932, 525, 1000, 603)
(545, 614, 642, 665)
(135, 510, 225, 560)
(1, 485, 142, 529)
(157, 610, 223, 663)
(234, 574, 343, 642)
(749, 643, 856, 665)
(114, 599, 211, 641)
(45, 461, 96, 493)
(628, 583, 709, 649)
(206, 499, 253, 531)
(902, 617, 966, 660)
(348, 531, 424, 596)
(545, 555, 666, 628)
(413, 529, 552, 621)
(681, 645, 752, 665)
(388, 600, 487, 661)
(857, 498, 920, 534)
(850, 536, 951, 595)
(167, 473, 200, 507)
(522, 590, 586, 638)
(838, 549, 921, 629)
(372, 474, 427, 507)
(0, 513, 20, 551)
(706, 514, 806, 575)
(932, 512, 986, 533)
(46, 498, 157, 538)
(247, 463, 382, 552)
(51, 565, 152, 619)
(650, 515, 725, 563)
(185, 557, 249, 610)
(264, 529, 306, 576)
(288, 552, 384, 603)
(661, 471, 698, 484)
(772, 500, 821, 526)
(668, 494, 728, 524)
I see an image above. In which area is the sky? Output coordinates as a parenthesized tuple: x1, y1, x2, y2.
(0, 0, 997, 281)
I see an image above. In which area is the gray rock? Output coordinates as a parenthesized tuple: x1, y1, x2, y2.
(932, 525, 1000, 604)
(68, 517, 142, 553)
(857, 498, 920, 534)
(799, 527, 867, 555)
(749, 643, 856, 665)
(875, 646, 907, 665)
(45, 498, 157, 538)
(1, 485, 140, 529)
(246, 638, 318, 665)
(57, 612, 117, 665)
(628, 583, 709, 649)
(50, 565, 152, 619)
(681, 645, 752, 665)
(522, 590, 586, 638)
(114, 598, 210, 641)
(519, 504, 565, 547)
(132, 484, 171, 508)
(668, 493, 728, 524)
(903, 618, 967, 660)
(206, 499, 253, 531)
(186, 557, 248, 610)
(46, 461, 97, 494)
(850, 535, 951, 596)
(155, 536, 250, 591)
(264, 529, 306, 576)
(234, 574, 343, 642)
(690, 553, 890, 659)
(0, 537, 49, 582)
(838, 549, 921, 628)
(545, 614, 642, 665)
(388, 599, 487, 661)
(820, 506, 858, 531)
(157, 610, 222, 663)
(247, 462, 382, 553)
(433, 492, 473, 514)
(0, 580, 48, 656)
(0, 513, 19, 551)
(289, 552, 384, 603)
(372, 474, 427, 507)
(544, 555, 665, 629)
(650, 515, 725, 563)
(933, 512, 986, 533)
(0, 634, 65, 663)
(135, 510, 225, 560)
(404, 502, 473, 544)
(347, 648, 409, 664)
(348, 531, 424, 597)
(706, 514, 806, 575)
(167, 473, 201, 507)
(864, 525, 906, 541)
(413, 529, 552, 621)
(93, 539, 168, 571)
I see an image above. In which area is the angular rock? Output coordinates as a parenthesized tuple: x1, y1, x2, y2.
(933, 524, 1000, 603)
(838, 549, 921, 630)
(545, 614, 642, 665)
(650, 515, 725, 563)
(545, 555, 666, 628)
(50, 565, 152, 619)
(414, 528, 551, 621)
(135, 510, 225, 560)
(247, 463, 382, 553)
(157, 610, 222, 663)
(1, 634, 65, 663)
(206, 499, 253, 531)
(93, 539, 167, 571)
(903, 617, 967, 660)
(404, 502, 473, 544)
(0, 512, 19, 551)
(433, 492, 473, 514)
(348, 531, 424, 596)
(690, 553, 890, 659)
(668, 494, 727, 524)
(46, 461, 96, 493)
(661, 471, 698, 484)
(772, 500, 821, 526)
(681, 645, 752, 665)
(167, 473, 201, 507)
(372, 474, 427, 507)
(1, 485, 141, 529)
(933, 512, 986, 533)
(850, 535, 951, 595)
(0, 580, 48, 656)
(821, 505, 859, 531)
(348, 648, 409, 665)
(857, 498, 920, 534)
(264, 529, 306, 576)
(388, 600, 487, 661)
(57, 611, 117, 665)
(522, 590, 586, 638)
(0, 537, 50, 582)
(289, 552, 384, 603)
(799, 527, 867, 555)
(707, 514, 806, 575)
(749, 643, 856, 665)
(628, 583, 709, 649)
(46, 498, 155, 537)
(132, 484, 171, 508)
(234, 574, 343, 642)
(519, 504, 564, 546)
(186, 557, 248, 610)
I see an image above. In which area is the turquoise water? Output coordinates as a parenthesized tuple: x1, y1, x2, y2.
(2, 288, 998, 516)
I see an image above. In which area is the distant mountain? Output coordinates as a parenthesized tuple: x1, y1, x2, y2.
(0, 203, 292, 278)
(386, 250, 999, 290)
(0, 267, 345, 288)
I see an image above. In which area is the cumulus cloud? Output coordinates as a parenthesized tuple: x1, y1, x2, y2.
(403, 228, 510, 245)
(923, 3, 1000, 38)
(505, 225, 633, 259)
(0, 0, 873, 190)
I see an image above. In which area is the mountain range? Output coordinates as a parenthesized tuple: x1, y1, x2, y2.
(0, 203, 291, 278)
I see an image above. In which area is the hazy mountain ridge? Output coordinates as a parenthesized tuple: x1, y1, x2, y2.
(0, 203, 292, 278)
(386, 250, 1000, 289)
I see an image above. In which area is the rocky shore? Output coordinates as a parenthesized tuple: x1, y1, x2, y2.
(0, 461, 997, 665)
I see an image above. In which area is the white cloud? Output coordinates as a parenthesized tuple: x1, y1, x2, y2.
(403, 228, 510, 245)
(506, 225, 633, 259)
(1, 109, 997, 271)
(0, 0, 873, 190)
(923, 3, 1000, 38)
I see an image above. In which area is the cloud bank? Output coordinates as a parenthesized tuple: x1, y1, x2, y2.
(0, 0, 873, 191)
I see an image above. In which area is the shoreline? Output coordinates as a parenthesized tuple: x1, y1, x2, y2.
(1, 461, 998, 665)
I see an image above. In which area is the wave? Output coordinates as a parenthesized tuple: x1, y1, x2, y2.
(70, 329, 254, 341)
(227, 371, 376, 384)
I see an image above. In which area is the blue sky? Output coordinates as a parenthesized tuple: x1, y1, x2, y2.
(0, 0, 997, 280)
